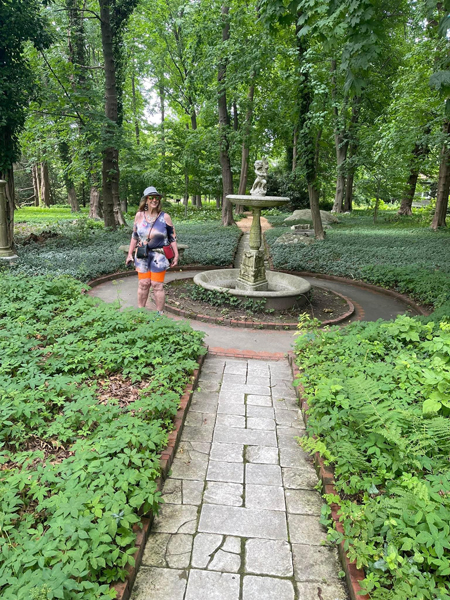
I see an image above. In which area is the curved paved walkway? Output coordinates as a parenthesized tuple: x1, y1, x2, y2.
(89, 270, 418, 354)
(130, 356, 348, 600)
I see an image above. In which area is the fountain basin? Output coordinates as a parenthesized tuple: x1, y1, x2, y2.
(227, 195, 289, 209)
(193, 269, 311, 310)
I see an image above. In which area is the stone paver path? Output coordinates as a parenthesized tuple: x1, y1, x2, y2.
(131, 356, 349, 600)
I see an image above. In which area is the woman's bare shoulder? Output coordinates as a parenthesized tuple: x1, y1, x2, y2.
(164, 213, 174, 225)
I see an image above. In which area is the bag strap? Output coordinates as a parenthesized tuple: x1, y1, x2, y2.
(141, 211, 161, 244)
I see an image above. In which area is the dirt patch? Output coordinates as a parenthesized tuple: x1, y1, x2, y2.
(165, 278, 350, 325)
(20, 230, 59, 245)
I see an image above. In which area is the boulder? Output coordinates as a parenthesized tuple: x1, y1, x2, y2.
(284, 210, 339, 224)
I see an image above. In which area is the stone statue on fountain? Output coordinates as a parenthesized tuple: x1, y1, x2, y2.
(249, 158, 269, 197)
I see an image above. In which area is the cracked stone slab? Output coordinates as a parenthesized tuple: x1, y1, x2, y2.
(153, 504, 198, 534)
(192, 533, 223, 568)
(207, 460, 244, 483)
(204, 482, 243, 506)
(246, 406, 274, 419)
(222, 373, 247, 385)
(245, 538, 293, 577)
(130, 567, 188, 600)
(191, 390, 220, 403)
(171, 457, 208, 481)
(224, 362, 247, 375)
(218, 402, 246, 416)
(246, 394, 272, 407)
(246, 463, 282, 486)
(246, 376, 270, 387)
(296, 581, 349, 600)
(190, 399, 219, 413)
(183, 480, 205, 505)
(288, 514, 328, 545)
(243, 575, 295, 600)
(185, 411, 216, 428)
(277, 431, 306, 449)
(279, 446, 312, 468)
(185, 569, 240, 600)
(219, 391, 246, 405)
(282, 467, 318, 490)
(285, 489, 323, 515)
(292, 544, 342, 582)
(214, 426, 277, 447)
(210, 442, 243, 463)
(216, 414, 245, 428)
(221, 383, 271, 396)
(245, 484, 285, 511)
(181, 424, 215, 443)
(175, 441, 211, 461)
(161, 479, 182, 504)
(142, 533, 192, 569)
(275, 409, 304, 428)
(199, 504, 288, 540)
(209, 549, 241, 572)
(245, 446, 278, 465)
(246, 417, 275, 431)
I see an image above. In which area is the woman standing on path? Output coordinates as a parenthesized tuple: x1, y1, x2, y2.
(126, 186, 179, 313)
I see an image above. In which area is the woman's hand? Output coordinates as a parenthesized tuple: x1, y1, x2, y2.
(126, 253, 134, 266)
(171, 255, 179, 268)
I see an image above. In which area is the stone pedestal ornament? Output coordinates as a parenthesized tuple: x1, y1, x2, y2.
(0, 180, 18, 264)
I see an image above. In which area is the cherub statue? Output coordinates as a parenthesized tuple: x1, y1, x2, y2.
(250, 157, 269, 196)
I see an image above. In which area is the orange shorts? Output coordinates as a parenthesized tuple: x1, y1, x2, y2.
(138, 271, 166, 282)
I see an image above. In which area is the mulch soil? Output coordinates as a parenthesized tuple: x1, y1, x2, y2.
(165, 278, 350, 324)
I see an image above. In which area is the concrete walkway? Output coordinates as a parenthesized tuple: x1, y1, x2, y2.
(131, 355, 348, 600)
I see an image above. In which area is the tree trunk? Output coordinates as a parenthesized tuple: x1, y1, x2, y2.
(238, 84, 255, 196)
(59, 141, 80, 212)
(344, 169, 354, 212)
(398, 169, 419, 216)
(99, 0, 118, 229)
(332, 136, 348, 213)
(89, 185, 102, 219)
(296, 18, 324, 240)
(292, 128, 298, 172)
(431, 121, 450, 230)
(232, 100, 239, 131)
(0, 168, 15, 249)
(32, 164, 40, 207)
(40, 162, 51, 207)
(218, 5, 234, 226)
(131, 71, 140, 145)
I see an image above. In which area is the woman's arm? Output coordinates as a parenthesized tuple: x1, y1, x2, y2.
(165, 214, 179, 267)
(126, 214, 139, 264)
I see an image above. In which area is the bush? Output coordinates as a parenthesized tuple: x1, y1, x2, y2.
(295, 315, 450, 600)
(0, 275, 205, 599)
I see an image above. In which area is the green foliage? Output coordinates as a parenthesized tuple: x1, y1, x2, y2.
(189, 284, 267, 313)
(294, 315, 450, 599)
(15, 207, 90, 224)
(176, 222, 241, 267)
(266, 172, 309, 210)
(0, 274, 205, 599)
(266, 215, 450, 310)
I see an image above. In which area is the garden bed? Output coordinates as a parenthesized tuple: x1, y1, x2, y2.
(0, 274, 205, 599)
(164, 278, 352, 328)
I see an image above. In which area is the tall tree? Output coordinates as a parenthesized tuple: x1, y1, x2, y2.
(0, 0, 51, 246)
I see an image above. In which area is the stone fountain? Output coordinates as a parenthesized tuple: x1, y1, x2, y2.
(194, 160, 311, 310)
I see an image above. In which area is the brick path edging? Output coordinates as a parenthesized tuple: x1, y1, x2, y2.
(110, 351, 207, 600)
(287, 351, 370, 600)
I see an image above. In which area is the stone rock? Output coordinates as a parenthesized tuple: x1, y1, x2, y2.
(274, 233, 316, 246)
(245, 539, 293, 576)
(284, 209, 340, 224)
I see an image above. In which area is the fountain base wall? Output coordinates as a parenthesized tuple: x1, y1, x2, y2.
(193, 269, 311, 311)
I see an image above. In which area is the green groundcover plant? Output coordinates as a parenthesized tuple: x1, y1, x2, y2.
(0, 275, 205, 599)
(295, 315, 450, 600)
(4, 218, 242, 282)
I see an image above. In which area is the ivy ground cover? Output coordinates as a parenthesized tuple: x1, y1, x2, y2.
(6, 216, 242, 282)
(265, 212, 450, 310)
(0, 275, 205, 599)
(295, 315, 450, 600)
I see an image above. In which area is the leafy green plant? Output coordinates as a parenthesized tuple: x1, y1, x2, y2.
(295, 315, 450, 599)
(0, 275, 205, 599)
(189, 284, 267, 313)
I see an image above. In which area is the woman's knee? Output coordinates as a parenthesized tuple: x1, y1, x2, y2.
(151, 281, 164, 291)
